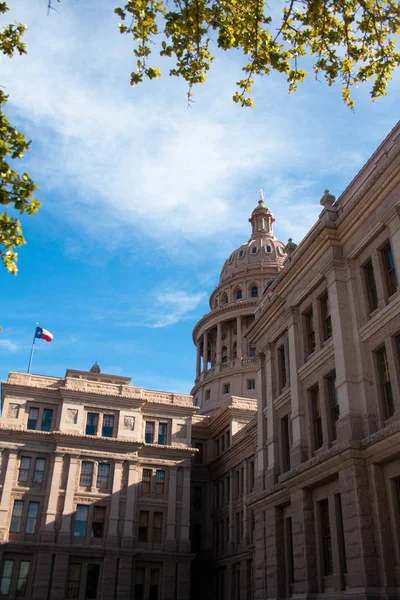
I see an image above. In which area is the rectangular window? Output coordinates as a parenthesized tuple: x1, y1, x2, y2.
(134, 568, 145, 600)
(33, 458, 45, 484)
(152, 512, 163, 543)
(145, 421, 155, 444)
(248, 460, 255, 492)
(277, 344, 287, 392)
(223, 383, 230, 394)
(86, 413, 99, 436)
(74, 505, 89, 537)
(96, 463, 110, 490)
(235, 512, 240, 545)
(80, 461, 94, 487)
(226, 431, 230, 448)
(281, 416, 290, 473)
(247, 379, 256, 390)
(10, 500, 24, 533)
(85, 564, 100, 600)
(205, 389, 211, 400)
(27, 407, 39, 430)
(18, 457, 31, 483)
(16, 560, 30, 597)
(41, 408, 53, 432)
(305, 308, 315, 355)
(25, 501, 39, 534)
(326, 372, 339, 440)
(149, 568, 160, 600)
(91, 506, 106, 538)
(101, 414, 114, 437)
(377, 346, 395, 419)
(249, 347, 256, 358)
(364, 260, 378, 312)
(155, 470, 165, 495)
(382, 243, 398, 297)
(320, 293, 332, 341)
(142, 469, 152, 494)
(319, 499, 333, 575)
(335, 494, 347, 574)
(158, 423, 167, 445)
(0, 560, 14, 596)
(311, 386, 323, 450)
(138, 511, 149, 542)
(66, 563, 82, 600)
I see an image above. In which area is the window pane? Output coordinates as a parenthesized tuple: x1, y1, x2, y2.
(41, 408, 53, 432)
(0, 559, 14, 595)
(85, 564, 100, 599)
(80, 462, 94, 487)
(96, 463, 110, 489)
(152, 512, 163, 543)
(364, 260, 378, 312)
(18, 456, 31, 482)
(138, 511, 149, 542)
(86, 413, 99, 436)
(33, 458, 45, 483)
(25, 501, 39, 533)
(149, 568, 160, 600)
(158, 423, 167, 445)
(101, 415, 114, 437)
(145, 422, 154, 444)
(382, 244, 398, 296)
(10, 500, 24, 533)
(16, 560, 30, 597)
(66, 563, 81, 599)
(142, 469, 152, 494)
(91, 506, 106, 538)
(27, 407, 39, 430)
(155, 470, 165, 495)
(74, 505, 88, 536)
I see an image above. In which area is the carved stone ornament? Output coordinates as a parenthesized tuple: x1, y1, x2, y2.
(124, 416, 135, 431)
(66, 409, 78, 424)
(7, 403, 19, 419)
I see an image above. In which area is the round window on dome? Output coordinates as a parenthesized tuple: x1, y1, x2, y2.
(266, 245, 271, 253)
(239, 249, 244, 258)
(228, 253, 234, 263)
(251, 247, 257, 254)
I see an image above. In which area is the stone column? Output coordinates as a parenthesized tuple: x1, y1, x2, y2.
(180, 467, 191, 552)
(228, 470, 234, 550)
(242, 460, 248, 542)
(265, 345, 279, 487)
(203, 330, 208, 371)
(41, 453, 64, 542)
(255, 352, 267, 493)
(107, 460, 123, 545)
(216, 322, 222, 367)
(254, 508, 267, 600)
(326, 265, 363, 441)
(0, 449, 18, 541)
(196, 340, 201, 379)
(287, 308, 308, 467)
(236, 315, 242, 361)
(59, 455, 79, 543)
(264, 507, 285, 598)
(123, 462, 138, 547)
(166, 467, 177, 551)
(290, 488, 317, 595)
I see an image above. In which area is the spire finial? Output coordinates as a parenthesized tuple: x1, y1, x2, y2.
(258, 189, 265, 205)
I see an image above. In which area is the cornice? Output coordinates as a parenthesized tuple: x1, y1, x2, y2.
(192, 300, 258, 343)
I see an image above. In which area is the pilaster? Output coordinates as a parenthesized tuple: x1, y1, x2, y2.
(107, 459, 123, 546)
(0, 449, 18, 541)
(122, 461, 138, 547)
(59, 455, 79, 544)
(41, 453, 64, 542)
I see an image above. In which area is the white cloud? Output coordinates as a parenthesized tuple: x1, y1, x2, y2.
(0, 339, 19, 353)
(151, 290, 208, 328)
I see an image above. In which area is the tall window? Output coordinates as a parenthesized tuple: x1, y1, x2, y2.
(152, 512, 163, 543)
(364, 260, 378, 312)
(377, 346, 394, 418)
(305, 308, 315, 355)
(16, 560, 30, 596)
(80, 462, 94, 487)
(41, 409, 53, 432)
(158, 423, 167, 445)
(142, 469, 152, 494)
(134, 568, 145, 600)
(251, 286, 258, 298)
(74, 505, 89, 537)
(18, 457, 31, 483)
(0, 560, 14, 595)
(27, 408, 39, 430)
(326, 372, 339, 440)
(247, 379, 255, 390)
(382, 243, 398, 296)
(281, 416, 290, 472)
(33, 458, 45, 484)
(320, 293, 332, 341)
(311, 386, 323, 450)
(236, 289, 242, 301)
(66, 563, 81, 599)
(86, 413, 98, 436)
(223, 383, 230, 394)
(149, 569, 160, 600)
(155, 470, 165, 495)
(101, 415, 114, 437)
(223, 293, 228, 304)
(145, 422, 155, 444)
(10, 500, 24, 533)
(96, 463, 110, 490)
(319, 499, 333, 575)
(85, 565, 100, 600)
(25, 501, 39, 534)
(138, 511, 149, 542)
(278, 344, 287, 392)
(91, 506, 106, 538)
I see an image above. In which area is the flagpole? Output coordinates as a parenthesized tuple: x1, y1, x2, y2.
(27, 323, 39, 374)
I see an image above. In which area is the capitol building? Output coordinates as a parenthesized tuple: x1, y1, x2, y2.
(0, 121, 399, 599)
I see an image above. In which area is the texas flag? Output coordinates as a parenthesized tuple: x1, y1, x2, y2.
(35, 326, 54, 343)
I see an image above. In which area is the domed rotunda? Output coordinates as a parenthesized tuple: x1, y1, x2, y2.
(192, 192, 287, 415)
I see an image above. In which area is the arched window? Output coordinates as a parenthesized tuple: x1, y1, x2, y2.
(251, 247, 257, 254)
(221, 346, 228, 363)
(233, 342, 237, 359)
(236, 289, 242, 301)
(251, 285, 258, 298)
(239, 249, 244, 258)
(266, 245, 271, 252)
(222, 292, 228, 304)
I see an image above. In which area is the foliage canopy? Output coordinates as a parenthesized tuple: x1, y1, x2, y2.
(116, 0, 400, 107)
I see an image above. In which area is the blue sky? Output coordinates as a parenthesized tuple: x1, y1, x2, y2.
(0, 1, 399, 393)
